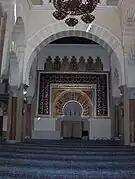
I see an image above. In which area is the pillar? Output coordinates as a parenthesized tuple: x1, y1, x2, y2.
(119, 85, 130, 145)
(7, 85, 29, 142)
(7, 87, 18, 141)
(128, 87, 135, 145)
(111, 97, 121, 138)
(15, 84, 24, 141)
(8, 51, 20, 141)
(0, 108, 3, 137)
(25, 97, 32, 137)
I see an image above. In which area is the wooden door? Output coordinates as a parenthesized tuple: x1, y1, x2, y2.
(72, 121, 82, 138)
(62, 121, 72, 138)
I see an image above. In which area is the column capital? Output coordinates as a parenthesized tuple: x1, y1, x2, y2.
(128, 87, 135, 100)
(113, 97, 121, 106)
(119, 85, 126, 95)
(0, 102, 8, 115)
(27, 96, 33, 104)
(9, 86, 18, 97)
(18, 83, 28, 91)
(120, 86, 135, 100)
(17, 45, 26, 54)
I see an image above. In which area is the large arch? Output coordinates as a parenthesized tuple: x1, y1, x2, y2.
(24, 22, 125, 86)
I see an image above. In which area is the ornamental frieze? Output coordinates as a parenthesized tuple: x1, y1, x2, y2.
(44, 56, 103, 72)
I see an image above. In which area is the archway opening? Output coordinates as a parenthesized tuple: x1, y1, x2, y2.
(63, 100, 83, 117)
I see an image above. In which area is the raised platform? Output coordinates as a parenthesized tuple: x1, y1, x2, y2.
(32, 118, 111, 140)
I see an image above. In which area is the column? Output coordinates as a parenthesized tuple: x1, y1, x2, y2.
(15, 84, 24, 141)
(119, 85, 130, 145)
(0, 107, 3, 137)
(25, 97, 32, 137)
(7, 50, 19, 141)
(111, 97, 121, 139)
(128, 87, 135, 145)
(7, 87, 18, 141)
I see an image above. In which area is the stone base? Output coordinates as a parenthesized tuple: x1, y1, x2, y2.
(130, 143, 135, 146)
(6, 140, 20, 144)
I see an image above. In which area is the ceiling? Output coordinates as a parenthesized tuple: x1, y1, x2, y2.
(32, 0, 120, 6)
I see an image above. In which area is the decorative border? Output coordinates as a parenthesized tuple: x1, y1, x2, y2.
(37, 72, 109, 117)
(50, 83, 96, 118)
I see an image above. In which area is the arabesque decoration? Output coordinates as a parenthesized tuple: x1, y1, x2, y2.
(38, 73, 108, 117)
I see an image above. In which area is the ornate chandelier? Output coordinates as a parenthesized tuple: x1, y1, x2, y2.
(53, 0, 99, 27)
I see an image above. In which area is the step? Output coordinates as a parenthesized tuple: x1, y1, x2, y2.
(25, 139, 121, 145)
(2, 148, 135, 156)
(1, 145, 134, 152)
(0, 165, 134, 178)
(1, 152, 135, 162)
(0, 158, 135, 169)
(2, 142, 125, 148)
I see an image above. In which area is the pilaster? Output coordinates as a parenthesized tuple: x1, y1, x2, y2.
(0, 108, 3, 137)
(7, 86, 18, 141)
(119, 85, 130, 145)
(17, 46, 25, 82)
(15, 84, 24, 141)
(128, 87, 135, 145)
(111, 97, 121, 138)
(25, 96, 32, 137)
(7, 84, 29, 142)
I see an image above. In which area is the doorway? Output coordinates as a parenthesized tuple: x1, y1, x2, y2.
(61, 101, 83, 139)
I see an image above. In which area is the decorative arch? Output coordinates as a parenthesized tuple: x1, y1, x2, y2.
(53, 89, 93, 117)
(63, 100, 83, 116)
(24, 22, 125, 86)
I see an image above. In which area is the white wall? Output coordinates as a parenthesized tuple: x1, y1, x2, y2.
(32, 117, 61, 139)
(34, 117, 55, 131)
(111, 52, 121, 97)
(127, 62, 135, 87)
(27, 5, 121, 40)
(89, 119, 111, 139)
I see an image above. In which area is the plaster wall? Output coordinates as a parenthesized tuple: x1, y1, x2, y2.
(89, 119, 111, 139)
(27, 6, 121, 40)
(16, 0, 31, 34)
(127, 63, 135, 87)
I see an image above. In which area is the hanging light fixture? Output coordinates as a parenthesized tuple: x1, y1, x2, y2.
(53, 0, 99, 27)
